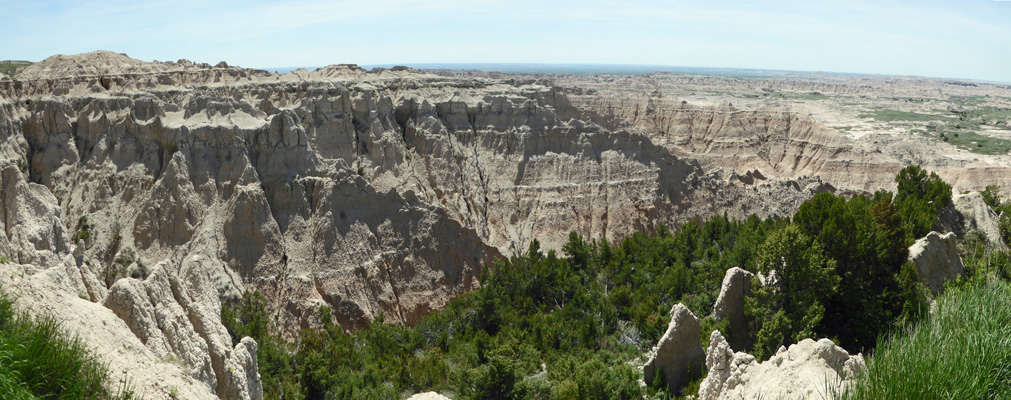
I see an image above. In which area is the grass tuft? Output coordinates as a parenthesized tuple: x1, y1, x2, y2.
(859, 109, 948, 122)
(0, 288, 133, 399)
(840, 277, 1011, 400)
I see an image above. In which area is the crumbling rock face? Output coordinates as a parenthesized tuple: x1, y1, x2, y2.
(0, 163, 73, 268)
(953, 192, 1008, 251)
(0, 150, 260, 398)
(642, 303, 705, 394)
(0, 262, 222, 399)
(1, 51, 820, 338)
(908, 231, 965, 296)
(660, 108, 902, 193)
(711, 267, 754, 351)
(698, 331, 865, 400)
(224, 337, 264, 400)
(572, 100, 904, 193)
(100, 254, 264, 398)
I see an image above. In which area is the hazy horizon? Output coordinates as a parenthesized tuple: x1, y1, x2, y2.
(3, 1, 1010, 82)
(257, 62, 1006, 83)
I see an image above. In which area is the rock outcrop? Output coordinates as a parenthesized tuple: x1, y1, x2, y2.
(0, 116, 262, 398)
(698, 331, 865, 400)
(102, 255, 257, 396)
(642, 304, 705, 394)
(908, 231, 965, 296)
(953, 192, 1008, 251)
(407, 392, 452, 400)
(711, 267, 754, 351)
(559, 72, 1011, 199)
(0, 262, 224, 399)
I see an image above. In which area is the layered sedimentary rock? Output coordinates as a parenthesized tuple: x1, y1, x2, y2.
(0, 52, 838, 397)
(0, 51, 828, 335)
(648, 106, 902, 193)
(557, 72, 1011, 199)
(16, 50, 1011, 398)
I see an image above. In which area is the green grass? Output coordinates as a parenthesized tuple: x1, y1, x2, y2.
(0, 288, 132, 399)
(840, 277, 1011, 400)
(0, 61, 32, 78)
(925, 129, 1011, 155)
(973, 106, 1011, 123)
(783, 92, 831, 100)
(949, 95, 989, 107)
(859, 110, 948, 122)
(757, 88, 831, 100)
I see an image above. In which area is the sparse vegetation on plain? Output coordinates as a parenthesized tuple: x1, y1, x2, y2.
(0, 60, 32, 78)
(859, 109, 948, 122)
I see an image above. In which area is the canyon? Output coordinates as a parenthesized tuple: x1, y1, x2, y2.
(2, 51, 1011, 398)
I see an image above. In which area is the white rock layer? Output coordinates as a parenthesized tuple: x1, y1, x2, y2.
(908, 231, 964, 296)
(711, 267, 754, 350)
(643, 303, 705, 394)
(698, 331, 865, 400)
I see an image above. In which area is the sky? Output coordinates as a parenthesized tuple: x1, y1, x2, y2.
(2, 0, 1010, 82)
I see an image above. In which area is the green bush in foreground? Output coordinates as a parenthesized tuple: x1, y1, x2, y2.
(0, 289, 131, 399)
(841, 277, 1011, 400)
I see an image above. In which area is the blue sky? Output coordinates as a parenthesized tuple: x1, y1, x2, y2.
(2, 0, 1010, 82)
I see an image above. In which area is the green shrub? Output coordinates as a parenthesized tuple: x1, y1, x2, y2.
(894, 165, 952, 242)
(221, 291, 300, 399)
(792, 192, 909, 351)
(75, 215, 93, 244)
(745, 225, 839, 360)
(980, 184, 1002, 211)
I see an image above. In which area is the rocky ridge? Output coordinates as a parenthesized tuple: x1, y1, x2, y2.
(553, 72, 1011, 198)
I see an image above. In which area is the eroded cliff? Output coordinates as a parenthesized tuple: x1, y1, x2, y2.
(0, 51, 905, 398)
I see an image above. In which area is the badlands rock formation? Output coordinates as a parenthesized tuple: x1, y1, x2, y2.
(952, 192, 1008, 250)
(0, 161, 260, 399)
(5, 51, 1009, 398)
(642, 303, 705, 394)
(642, 105, 902, 193)
(555, 72, 1011, 198)
(908, 231, 965, 296)
(711, 267, 754, 351)
(0, 51, 838, 397)
(698, 330, 865, 400)
(0, 51, 828, 331)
